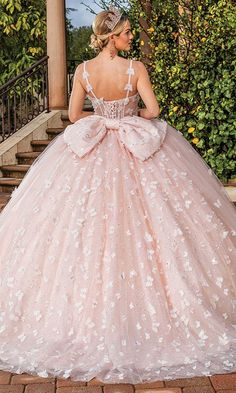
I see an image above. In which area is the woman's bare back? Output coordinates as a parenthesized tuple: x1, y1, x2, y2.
(69, 55, 160, 122)
(78, 56, 139, 101)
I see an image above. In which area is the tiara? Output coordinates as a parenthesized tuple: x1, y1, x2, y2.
(104, 3, 122, 31)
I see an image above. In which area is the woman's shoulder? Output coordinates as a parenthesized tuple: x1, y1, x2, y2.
(119, 58, 145, 76)
(74, 57, 144, 77)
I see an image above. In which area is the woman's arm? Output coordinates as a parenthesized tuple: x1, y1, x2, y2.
(68, 64, 94, 123)
(136, 61, 160, 119)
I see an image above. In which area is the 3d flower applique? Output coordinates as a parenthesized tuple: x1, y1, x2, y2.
(218, 333, 230, 346)
(145, 275, 154, 287)
(62, 184, 71, 193)
(198, 329, 208, 340)
(127, 67, 135, 75)
(129, 270, 138, 278)
(33, 310, 42, 321)
(124, 83, 133, 91)
(33, 205, 40, 213)
(213, 199, 222, 208)
(15, 290, 24, 301)
(222, 231, 229, 239)
(184, 200, 192, 209)
(82, 70, 89, 79)
(6, 277, 14, 288)
(144, 232, 154, 242)
(17, 333, 26, 342)
(147, 248, 155, 261)
(216, 277, 223, 287)
(86, 83, 93, 92)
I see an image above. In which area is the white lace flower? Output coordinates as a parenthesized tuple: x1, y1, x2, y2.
(144, 232, 153, 242)
(199, 330, 208, 340)
(127, 67, 135, 75)
(33, 310, 42, 321)
(86, 83, 93, 92)
(124, 83, 133, 91)
(216, 277, 223, 287)
(82, 70, 89, 79)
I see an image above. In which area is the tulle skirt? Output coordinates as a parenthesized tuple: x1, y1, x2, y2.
(0, 121, 235, 383)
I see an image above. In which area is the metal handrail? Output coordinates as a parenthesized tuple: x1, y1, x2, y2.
(0, 55, 49, 142)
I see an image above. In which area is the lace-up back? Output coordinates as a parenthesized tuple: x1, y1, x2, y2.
(82, 59, 139, 119)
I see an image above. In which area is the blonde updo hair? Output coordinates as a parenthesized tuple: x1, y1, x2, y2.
(89, 10, 129, 53)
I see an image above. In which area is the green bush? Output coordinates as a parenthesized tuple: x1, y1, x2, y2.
(126, 0, 236, 182)
(0, 0, 47, 85)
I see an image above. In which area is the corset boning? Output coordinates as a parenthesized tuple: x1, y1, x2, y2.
(90, 98, 139, 119)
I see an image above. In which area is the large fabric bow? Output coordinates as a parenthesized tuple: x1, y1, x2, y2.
(63, 114, 167, 161)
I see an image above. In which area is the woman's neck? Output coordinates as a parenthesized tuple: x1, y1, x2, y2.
(97, 47, 118, 61)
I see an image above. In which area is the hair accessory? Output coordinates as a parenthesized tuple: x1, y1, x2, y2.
(105, 3, 122, 31)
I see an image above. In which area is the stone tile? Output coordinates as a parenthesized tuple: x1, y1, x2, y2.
(11, 374, 55, 385)
(57, 387, 102, 393)
(135, 389, 182, 393)
(210, 374, 236, 389)
(104, 384, 134, 393)
(134, 382, 165, 388)
(165, 377, 211, 387)
(0, 371, 11, 384)
(216, 390, 236, 393)
(25, 383, 55, 392)
(57, 378, 86, 387)
(0, 386, 24, 393)
(182, 387, 215, 393)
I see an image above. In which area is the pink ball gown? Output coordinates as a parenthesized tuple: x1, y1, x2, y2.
(0, 59, 235, 384)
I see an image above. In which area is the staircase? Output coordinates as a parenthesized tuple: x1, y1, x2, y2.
(0, 114, 70, 212)
(0, 114, 236, 212)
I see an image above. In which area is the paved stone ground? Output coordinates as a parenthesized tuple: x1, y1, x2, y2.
(0, 371, 236, 393)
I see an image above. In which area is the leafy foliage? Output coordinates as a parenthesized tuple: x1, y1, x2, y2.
(0, 0, 47, 85)
(67, 25, 95, 66)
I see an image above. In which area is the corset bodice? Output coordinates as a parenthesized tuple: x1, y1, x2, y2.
(83, 59, 140, 119)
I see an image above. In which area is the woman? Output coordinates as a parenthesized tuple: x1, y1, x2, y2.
(0, 4, 235, 385)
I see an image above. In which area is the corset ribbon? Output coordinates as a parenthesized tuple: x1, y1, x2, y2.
(63, 114, 167, 161)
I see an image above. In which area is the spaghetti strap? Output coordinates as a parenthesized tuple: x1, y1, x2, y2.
(82, 61, 99, 101)
(124, 59, 135, 101)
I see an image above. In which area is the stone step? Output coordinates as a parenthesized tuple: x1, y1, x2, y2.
(0, 177, 21, 193)
(0, 192, 11, 212)
(46, 127, 65, 140)
(61, 114, 70, 121)
(0, 164, 31, 179)
(31, 139, 51, 152)
(224, 186, 236, 203)
(224, 178, 236, 186)
(61, 114, 72, 127)
(15, 151, 41, 165)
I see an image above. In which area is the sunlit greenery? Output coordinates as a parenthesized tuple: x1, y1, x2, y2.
(0, 0, 47, 84)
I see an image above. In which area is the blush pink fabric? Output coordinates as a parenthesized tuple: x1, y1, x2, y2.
(63, 114, 167, 161)
(0, 59, 236, 384)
